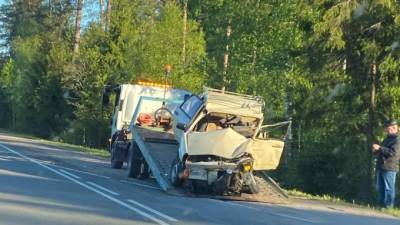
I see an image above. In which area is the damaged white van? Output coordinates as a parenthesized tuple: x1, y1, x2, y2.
(170, 87, 291, 195)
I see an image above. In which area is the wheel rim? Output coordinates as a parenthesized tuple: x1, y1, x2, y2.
(140, 162, 145, 174)
(111, 145, 115, 162)
(171, 164, 178, 183)
(127, 153, 132, 171)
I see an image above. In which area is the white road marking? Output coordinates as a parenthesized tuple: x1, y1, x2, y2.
(87, 181, 119, 196)
(59, 169, 81, 179)
(209, 199, 318, 224)
(208, 199, 261, 211)
(267, 212, 318, 224)
(0, 141, 107, 164)
(127, 199, 178, 222)
(120, 180, 162, 190)
(57, 166, 111, 179)
(0, 144, 171, 225)
(39, 161, 111, 179)
(0, 141, 111, 179)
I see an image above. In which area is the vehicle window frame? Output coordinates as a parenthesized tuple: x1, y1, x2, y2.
(179, 95, 203, 119)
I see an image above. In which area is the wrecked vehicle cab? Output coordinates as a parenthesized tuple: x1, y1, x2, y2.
(171, 87, 289, 195)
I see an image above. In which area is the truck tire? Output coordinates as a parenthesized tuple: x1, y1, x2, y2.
(111, 157, 123, 169)
(110, 143, 123, 169)
(170, 157, 183, 187)
(138, 160, 150, 179)
(127, 143, 141, 178)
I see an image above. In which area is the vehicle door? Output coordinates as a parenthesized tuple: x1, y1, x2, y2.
(173, 95, 203, 142)
(251, 122, 290, 171)
(251, 138, 284, 170)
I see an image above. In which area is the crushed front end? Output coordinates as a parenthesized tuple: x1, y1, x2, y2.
(184, 153, 259, 195)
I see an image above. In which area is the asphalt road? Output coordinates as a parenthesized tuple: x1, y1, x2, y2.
(0, 134, 399, 225)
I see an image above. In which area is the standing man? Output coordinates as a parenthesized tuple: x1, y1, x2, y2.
(372, 119, 400, 208)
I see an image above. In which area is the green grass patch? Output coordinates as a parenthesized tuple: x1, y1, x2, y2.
(0, 129, 110, 158)
(0, 129, 41, 140)
(288, 189, 400, 218)
(288, 189, 345, 203)
(40, 140, 110, 158)
(380, 207, 400, 217)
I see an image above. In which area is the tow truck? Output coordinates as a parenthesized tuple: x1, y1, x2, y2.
(103, 71, 290, 203)
(102, 80, 190, 176)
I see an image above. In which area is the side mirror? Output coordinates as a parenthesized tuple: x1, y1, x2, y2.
(176, 123, 186, 131)
(183, 94, 190, 101)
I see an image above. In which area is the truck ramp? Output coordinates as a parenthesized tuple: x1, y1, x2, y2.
(132, 126, 178, 192)
(133, 126, 289, 203)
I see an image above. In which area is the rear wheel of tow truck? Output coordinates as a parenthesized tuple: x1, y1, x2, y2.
(110, 143, 123, 169)
(127, 143, 141, 178)
(170, 157, 183, 187)
(138, 160, 150, 179)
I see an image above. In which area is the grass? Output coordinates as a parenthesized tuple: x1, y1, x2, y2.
(39, 140, 110, 158)
(0, 129, 41, 140)
(288, 189, 400, 218)
(288, 189, 345, 203)
(0, 129, 110, 158)
(380, 207, 400, 217)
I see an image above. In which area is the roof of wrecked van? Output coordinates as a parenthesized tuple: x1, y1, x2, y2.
(202, 87, 264, 119)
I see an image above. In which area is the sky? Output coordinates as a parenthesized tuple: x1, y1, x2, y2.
(0, 0, 101, 53)
(0, 0, 101, 28)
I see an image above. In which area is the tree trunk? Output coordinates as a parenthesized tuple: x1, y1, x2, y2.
(106, 0, 112, 31)
(366, 62, 377, 202)
(99, 0, 104, 30)
(182, 0, 188, 68)
(48, 0, 52, 15)
(222, 19, 232, 92)
(73, 0, 84, 54)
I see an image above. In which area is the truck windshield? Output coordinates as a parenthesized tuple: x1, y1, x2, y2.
(180, 95, 203, 119)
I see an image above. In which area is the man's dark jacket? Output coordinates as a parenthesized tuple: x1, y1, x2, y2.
(377, 132, 400, 172)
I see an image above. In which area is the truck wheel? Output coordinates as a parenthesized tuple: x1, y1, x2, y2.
(110, 143, 123, 169)
(127, 144, 141, 178)
(138, 160, 150, 179)
(170, 157, 183, 187)
(111, 157, 123, 169)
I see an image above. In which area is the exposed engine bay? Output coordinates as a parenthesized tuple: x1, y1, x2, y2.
(193, 112, 260, 138)
(174, 112, 263, 195)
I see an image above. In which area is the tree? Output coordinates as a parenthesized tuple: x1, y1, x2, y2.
(99, 0, 104, 29)
(305, 0, 400, 201)
(0, 0, 74, 137)
(60, 0, 206, 146)
(73, 0, 84, 54)
(182, 0, 188, 67)
(106, 0, 112, 31)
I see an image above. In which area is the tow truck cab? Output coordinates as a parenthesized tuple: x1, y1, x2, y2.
(102, 82, 190, 169)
